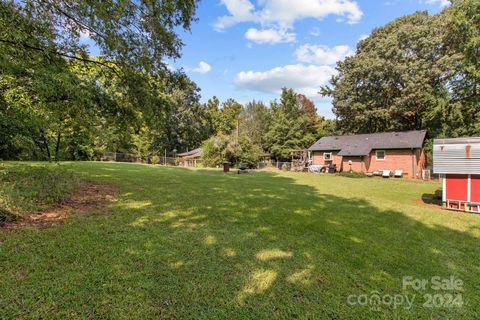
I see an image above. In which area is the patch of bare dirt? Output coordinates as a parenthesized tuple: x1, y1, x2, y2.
(1, 182, 116, 230)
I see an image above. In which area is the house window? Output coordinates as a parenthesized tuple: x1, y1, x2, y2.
(376, 150, 386, 161)
(323, 152, 333, 161)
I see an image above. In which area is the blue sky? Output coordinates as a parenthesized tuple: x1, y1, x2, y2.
(169, 0, 448, 118)
(84, 0, 448, 118)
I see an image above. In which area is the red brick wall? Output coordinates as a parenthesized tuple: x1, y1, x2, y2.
(312, 151, 342, 169)
(366, 149, 426, 178)
(311, 149, 426, 178)
(342, 156, 364, 172)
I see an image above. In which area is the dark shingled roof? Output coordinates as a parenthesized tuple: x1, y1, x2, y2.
(308, 130, 427, 156)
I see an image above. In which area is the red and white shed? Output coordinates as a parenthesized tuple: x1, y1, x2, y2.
(433, 137, 480, 213)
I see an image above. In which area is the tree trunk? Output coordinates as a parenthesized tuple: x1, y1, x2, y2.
(54, 130, 61, 162)
(42, 133, 51, 160)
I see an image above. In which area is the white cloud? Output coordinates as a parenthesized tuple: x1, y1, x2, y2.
(214, 0, 258, 31)
(234, 64, 336, 96)
(193, 61, 212, 74)
(424, 0, 450, 6)
(215, 0, 363, 31)
(295, 44, 353, 65)
(245, 27, 296, 44)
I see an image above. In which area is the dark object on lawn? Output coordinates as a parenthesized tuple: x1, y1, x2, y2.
(238, 164, 249, 174)
(321, 164, 337, 173)
(223, 162, 230, 173)
(421, 189, 443, 206)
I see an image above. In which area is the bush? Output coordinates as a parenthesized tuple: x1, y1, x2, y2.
(338, 171, 367, 178)
(151, 155, 160, 165)
(201, 133, 263, 168)
(0, 164, 82, 219)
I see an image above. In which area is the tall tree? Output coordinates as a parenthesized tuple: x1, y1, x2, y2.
(217, 99, 242, 135)
(0, 0, 202, 160)
(321, 12, 449, 134)
(441, 0, 480, 136)
(0, 0, 198, 75)
(321, 4, 479, 139)
(267, 88, 319, 160)
(240, 101, 271, 150)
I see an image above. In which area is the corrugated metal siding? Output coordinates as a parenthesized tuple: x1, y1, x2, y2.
(433, 142, 480, 174)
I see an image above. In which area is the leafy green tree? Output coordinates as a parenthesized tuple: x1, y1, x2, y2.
(0, 0, 203, 161)
(321, 12, 450, 134)
(154, 73, 209, 155)
(321, 3, 479, 139)
(267, 89, 319, 160)
(1, 0, 198, 75)
(217, 99, 243, 134)
(441, 0, 480, 136)
(201, 132, 263, 168)
(205, 96, 221, 136)
(201, 133, 241, 167)
(240, 101, 271, 150)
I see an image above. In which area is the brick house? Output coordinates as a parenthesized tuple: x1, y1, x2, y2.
(308, 130, 427, 178)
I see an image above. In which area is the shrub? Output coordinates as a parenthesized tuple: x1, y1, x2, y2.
(151, 155, 161, 165)
(338, 171, 367, 178)
(201, 133, 263, 168)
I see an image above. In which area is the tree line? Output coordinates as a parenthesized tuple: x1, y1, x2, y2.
(201, 90, 335, 167)
(1, 0, 478, 165)
(0, 0, 334, 164)
(321, 0, 479, 144)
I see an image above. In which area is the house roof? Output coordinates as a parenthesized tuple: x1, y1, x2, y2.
(308, 130, 427, 156)
(177, 148, 202, 158)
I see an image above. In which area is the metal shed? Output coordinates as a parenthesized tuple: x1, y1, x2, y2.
(433, 137, 480, 213)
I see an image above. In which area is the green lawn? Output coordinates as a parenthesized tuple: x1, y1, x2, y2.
(1, 162, 479, 319)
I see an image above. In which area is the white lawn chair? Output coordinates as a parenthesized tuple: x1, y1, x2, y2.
(382, 170, 391, 178)
(394, 170, 403, 178)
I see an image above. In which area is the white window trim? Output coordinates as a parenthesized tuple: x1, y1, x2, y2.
(323, 152, 333, 161)
(376, 150, 386, 161)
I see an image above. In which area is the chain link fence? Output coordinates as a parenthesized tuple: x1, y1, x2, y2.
(258, 161, 292, 171)
(101, 152, 177, 165)
(258, 161, 313, 172)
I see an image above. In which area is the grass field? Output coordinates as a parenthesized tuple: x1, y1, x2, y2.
(1, 162, 479, 319)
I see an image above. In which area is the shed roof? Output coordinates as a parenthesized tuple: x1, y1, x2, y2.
(433, 137, 480, 174)
(308, 130, 427, 156)
(177, 148, 202, 158)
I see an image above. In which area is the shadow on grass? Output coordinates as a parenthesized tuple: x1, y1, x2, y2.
(104, 166, 479, 318)
(4, 163, 477, 318)
(421, 189, 443, 206)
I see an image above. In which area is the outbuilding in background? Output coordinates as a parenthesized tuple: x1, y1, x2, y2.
(433, 137, 480, 213)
